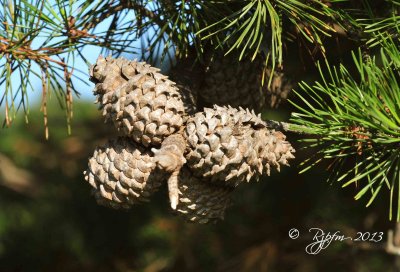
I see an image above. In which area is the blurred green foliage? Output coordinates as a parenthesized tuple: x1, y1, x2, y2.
(0, 99, 396, 272)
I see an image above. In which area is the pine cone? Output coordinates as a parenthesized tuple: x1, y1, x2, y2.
(184, 105, 295, 187)
(199, 52, 293, 111)
(175, 167, 233, 224)
(199, 53, 266, 112)
(90, 56, 186, 147)
(84, 137, 165, 209)
(263, 68, 294, 108)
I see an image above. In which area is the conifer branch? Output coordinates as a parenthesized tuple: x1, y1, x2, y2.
(82, 0, 164, 32)
(264, 120, 318, 135)
(290, 39, 400, 219)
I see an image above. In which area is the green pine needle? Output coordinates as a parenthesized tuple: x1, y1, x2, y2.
(290, 39, 400, 220)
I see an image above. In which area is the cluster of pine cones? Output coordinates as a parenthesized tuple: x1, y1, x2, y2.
(84, 55, 295, 224)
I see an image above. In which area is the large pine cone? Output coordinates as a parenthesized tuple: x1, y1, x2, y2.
(184, 105, 295, 187)
(84, 137, 165, 209)
(199, 53, 293, 111)
(175, 167, 233, 224)
(90, 56, 185, 147)
(199, 53, 266, 112)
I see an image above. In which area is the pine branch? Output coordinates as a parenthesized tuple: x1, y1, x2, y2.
(290, 39, 400, 220)
(264, 120, 318, 135)
(197, 0, 338, 67)
(363, 0, 400, 46)
(82, 0, 164, 32)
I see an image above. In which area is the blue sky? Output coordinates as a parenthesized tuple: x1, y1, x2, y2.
(32, 16, 142, 102)
(1, 0, 147, 110)
(1, 0, 180, 128)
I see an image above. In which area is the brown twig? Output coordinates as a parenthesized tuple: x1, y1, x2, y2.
(0, 37, 65, 66)
(63, 59, 74, 134)
(65, 16, 97, 43)
(40, 64, 49, 140)
(82, 0, 164, 32)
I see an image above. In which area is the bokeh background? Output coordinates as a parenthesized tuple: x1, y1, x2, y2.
(0, 26, 398, 272)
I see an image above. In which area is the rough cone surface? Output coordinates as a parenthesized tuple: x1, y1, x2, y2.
(84, 137, 165, 209)
(199, 53, 266, 112)
(184, 105, 295, 187)
(199, 53, 294, 111)
(90, 56, 185, 147)
(175, 167, 233, 224)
